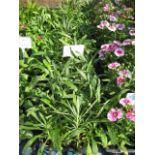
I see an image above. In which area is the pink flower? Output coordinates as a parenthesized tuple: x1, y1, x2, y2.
(98, 50, 105, 59)
(114, 48, 125, 57)
(107, 24, 117, 31)
(113, 40, 122, 46)
(108, 62, 120, 69)
(116, 76, 125, 86)
(101, 44, 110, 52)
(100, 41, 122, 54)
(126, 109, 135, 122)
(108, 43, 119, 51)
(122, 39, 131, 46)
(119, 69, 131, 78)
(129, 28, 135, 36)
(109, 14, 117, 21)
(107, 108, 123, 122)
(116, 24, 125, 30)
(119, 98, 134, 106)
(103, 4, 110, 12)
(97, 20, 109, 29)
(101, 42, 120, 52)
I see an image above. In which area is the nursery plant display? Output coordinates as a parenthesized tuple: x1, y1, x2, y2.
(93, 0, 135, 154)
(19, 0, 135, 155)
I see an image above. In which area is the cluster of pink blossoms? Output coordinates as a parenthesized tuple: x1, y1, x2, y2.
(99, 2, 134, 32)
(99, 40, 132, 87)
(103, 4, 110, 12)
(119, 70, 131, 79)
(107, 63, 132, 78)
(107, 97, 135, 122)
(107, 66, 131, 86)
(97, 3, 127, 32)
(103, 0, 134, 21)
(116, 69, 131, 86)
(126, 109, 135, 122)
(97, 20, 125, 32)
(108, 62, 131, 78)
(98, 39, 134, 59)
(107, 63, 131, 86)
(99, 40, 132, 86)
(108, 62, 120, 69)
(99, 2, 135, 123)
(107, 63, 132, 87)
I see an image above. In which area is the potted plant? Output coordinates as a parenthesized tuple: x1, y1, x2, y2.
(105, 102, 135, 155)
(92, 0, 135, 154)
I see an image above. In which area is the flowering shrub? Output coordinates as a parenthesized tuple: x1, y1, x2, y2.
(93, 0, 135, 153)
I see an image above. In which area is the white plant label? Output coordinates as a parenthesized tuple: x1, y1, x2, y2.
(19, 36, 32, 52)
(126, 93, 135, 101)
(126, 93, 135, 110)
(63, 45, 85, 57)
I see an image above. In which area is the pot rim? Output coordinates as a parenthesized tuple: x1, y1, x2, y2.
(106, 148, 135, 153)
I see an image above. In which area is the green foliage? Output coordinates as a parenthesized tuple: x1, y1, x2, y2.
(19, 1, 104, 154)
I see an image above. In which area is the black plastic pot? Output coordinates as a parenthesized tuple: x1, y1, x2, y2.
(63, 146, 107, 155)
(20, 139, 135, 155)
(19, 139, 32, 155)
(106, 149, 135, 155)
(98, 145, 108, 155)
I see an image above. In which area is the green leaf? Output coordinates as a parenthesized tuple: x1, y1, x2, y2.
(86, 142, 92, 155)
(20, 125, 42, 131)
(22, 135, 41, 154)
(91, 139, 98, 154)
(96, 80, 101, 102)
(97, 132, 108, 148)
(49, 128, 62, 151)
(43, 59, 53, 75)
(68, 129, 84, 139)
(40, 98, 52, 108)
(65, 80, 78, 91)
(37, 142, 46, 155)
(77, 68, 87, 80)
(38, 112, 46, 124)
(119, 144, 129, 155)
